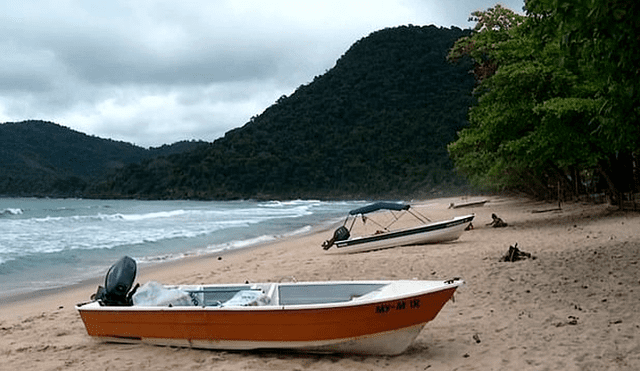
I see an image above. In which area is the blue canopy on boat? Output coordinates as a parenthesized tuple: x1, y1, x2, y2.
(348, 202, 410, 215)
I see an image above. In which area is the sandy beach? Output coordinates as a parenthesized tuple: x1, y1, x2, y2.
(1, 195, 639, 370)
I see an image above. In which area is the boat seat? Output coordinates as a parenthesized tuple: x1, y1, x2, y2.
(278, 283, 386, 305)
(350, 287, 384, 301)
(264, 283, 279, 306)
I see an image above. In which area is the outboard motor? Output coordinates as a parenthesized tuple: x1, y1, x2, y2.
(93, 256, 138, 306)
(322, 226, 350, 250)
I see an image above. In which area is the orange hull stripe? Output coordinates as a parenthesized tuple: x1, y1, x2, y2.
(79, 288, 456, 342)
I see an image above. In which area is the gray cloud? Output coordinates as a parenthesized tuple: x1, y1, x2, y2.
(0, 0, 525, 147)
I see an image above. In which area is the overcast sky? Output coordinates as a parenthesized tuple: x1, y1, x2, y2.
(1, 0, 524, 148)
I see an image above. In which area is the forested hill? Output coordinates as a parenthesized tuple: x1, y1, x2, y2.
(88, 25, 475, 200)
(0, 120, 206, 197)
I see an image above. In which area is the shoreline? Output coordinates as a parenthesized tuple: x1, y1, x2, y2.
(2, 195, 639, 370)
(0, 207, 342, 307)
(0, 217, 339, 315)
(0, 197, 348, 304)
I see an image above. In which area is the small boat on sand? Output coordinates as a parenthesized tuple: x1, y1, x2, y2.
(76, 257, 464, 355)
(322, 202, 474, 254)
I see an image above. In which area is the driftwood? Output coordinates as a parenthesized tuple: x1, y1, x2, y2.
(531, 207, 562, 214)
(448, 200, 488, 209)
(502, 243, 535, 262)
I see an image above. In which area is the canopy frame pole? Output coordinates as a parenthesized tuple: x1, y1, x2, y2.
(346, 216, 358, 232)
(382, 210, 404, 230)
(364, 214, 389, 231)
(407, 209, 431, 223)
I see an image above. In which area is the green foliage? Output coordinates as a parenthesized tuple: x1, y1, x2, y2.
(447, 0, 640, 201)
(448, 5, 526, 80)
(527, 0, 640, 153)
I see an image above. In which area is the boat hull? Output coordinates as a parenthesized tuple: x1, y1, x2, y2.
(329, 215, 474, 254)
(92, 323, 426, 355)
(77, 280, 462, 355)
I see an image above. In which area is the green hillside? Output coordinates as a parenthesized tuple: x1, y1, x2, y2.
(88, 25, 475, 200)
(0, 120, 205, 197)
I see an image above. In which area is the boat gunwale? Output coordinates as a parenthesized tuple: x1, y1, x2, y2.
(76, 280, 464, 312)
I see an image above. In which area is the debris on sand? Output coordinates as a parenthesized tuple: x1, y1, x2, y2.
(502, 243, 535, 262)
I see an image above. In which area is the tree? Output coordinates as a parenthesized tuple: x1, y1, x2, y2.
(526, 0, 640, 202)
(447, 1, 640, 203)
(447, 4, 525, 80)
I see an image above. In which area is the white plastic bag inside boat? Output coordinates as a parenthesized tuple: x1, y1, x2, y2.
(222, 290, 270, 307)
(132, 281, 194, 307)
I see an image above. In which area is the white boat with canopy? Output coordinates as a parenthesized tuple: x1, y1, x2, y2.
(322, 202, 474, 254)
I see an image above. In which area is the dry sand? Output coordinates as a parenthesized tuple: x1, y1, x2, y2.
(1, 195, 639, 370)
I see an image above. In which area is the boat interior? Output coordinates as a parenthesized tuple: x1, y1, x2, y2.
(139, 282, 389, 308)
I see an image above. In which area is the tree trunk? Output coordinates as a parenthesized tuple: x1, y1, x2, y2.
(598, 160, 621, 207)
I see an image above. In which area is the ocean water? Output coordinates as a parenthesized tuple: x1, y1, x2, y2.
(0, 198, 365, 299)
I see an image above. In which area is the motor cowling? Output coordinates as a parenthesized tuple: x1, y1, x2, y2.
(322, 226, 351, 250)
(93, 256, 138, 306)
(333, 226, 350, 242)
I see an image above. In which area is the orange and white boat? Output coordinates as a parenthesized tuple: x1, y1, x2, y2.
(76, 258, 463, 355)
